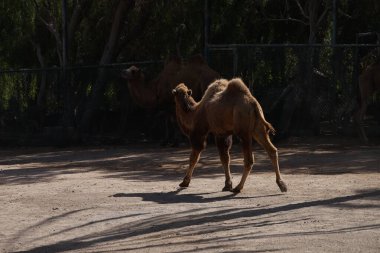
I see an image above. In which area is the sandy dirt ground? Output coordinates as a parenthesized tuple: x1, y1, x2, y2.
(0, 137, 379, 253)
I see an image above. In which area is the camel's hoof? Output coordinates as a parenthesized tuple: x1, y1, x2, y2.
(277, 180, 288, 192)
(179, 181, 189, 187)
(222, 184, 233, 192)
(232, 187, 241, 194)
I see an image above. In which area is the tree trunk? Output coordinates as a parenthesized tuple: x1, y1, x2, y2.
(79, 0, 135, 134)
(276, 0, 322, 136)
(67, 0, 92, 60)
(33, 43, 48, 130)
(62, 0, 94, 130)
(304, 0, 321, 134)
(34, 43, 47, 109)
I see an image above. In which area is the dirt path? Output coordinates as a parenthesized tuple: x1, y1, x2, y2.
(0, 137, 379, 252)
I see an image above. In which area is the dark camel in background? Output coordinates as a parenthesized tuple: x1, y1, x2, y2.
(122, 54, 219, 145)
(122, 54, 219, 109)
(355, 63, 380, 143)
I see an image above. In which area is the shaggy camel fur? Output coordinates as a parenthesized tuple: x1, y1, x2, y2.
(172, 78, 287, 193)
(355, 63, 380, 143)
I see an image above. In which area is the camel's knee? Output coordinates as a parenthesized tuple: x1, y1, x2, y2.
(190, 137, 207, 152)
(218, 147, 230, 159)
(216, 135, 232, 150)
(242, 149, 254, 168)
(267, 147, 278, 159)
(244, 156, 254, 168)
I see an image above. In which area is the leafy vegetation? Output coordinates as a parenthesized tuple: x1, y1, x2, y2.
(0, 0, 379, 143)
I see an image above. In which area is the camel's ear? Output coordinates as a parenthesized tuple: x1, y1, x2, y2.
(187, 89, 192, 96)
(172, 89, 177, 95)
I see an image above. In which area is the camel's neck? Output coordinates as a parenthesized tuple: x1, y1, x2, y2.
(175, 97, 198, 135)
(127, 79, 157, 108)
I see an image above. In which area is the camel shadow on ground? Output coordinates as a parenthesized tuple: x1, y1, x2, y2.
(13, 189, 380, 253)
(111, 188, 283, 204)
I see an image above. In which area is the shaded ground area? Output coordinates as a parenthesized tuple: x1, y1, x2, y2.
(0, 137, 379, 252)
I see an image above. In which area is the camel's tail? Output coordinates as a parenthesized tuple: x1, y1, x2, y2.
(252, 101, 276, 135)
(264, 119, 276, 135)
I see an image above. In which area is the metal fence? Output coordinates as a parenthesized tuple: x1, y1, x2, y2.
(207, 43, 380, 136)
(0, 61, 164, 145)
(0, 45, 379, 145)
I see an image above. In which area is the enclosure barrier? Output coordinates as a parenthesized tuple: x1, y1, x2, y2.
(0, 44, 379, 145)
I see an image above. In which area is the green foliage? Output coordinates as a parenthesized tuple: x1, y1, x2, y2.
(0, 0, 379, 135)
(0, 74, 14, 110)
(0, 0, 35, 68)
(1, 0, 379, 69)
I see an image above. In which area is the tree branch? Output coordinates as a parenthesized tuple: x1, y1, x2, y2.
(294, 0, 309, 19)
(116, 0, 155, 58)
(338, 9, 352, 19)
(68, 0, 92, 46)
(99, 0, 135, 65)
(258, 0, 308, 26)
(267, 17, 309, 26)
(316, 5, 330, 27)
(33, 0, 63, 65)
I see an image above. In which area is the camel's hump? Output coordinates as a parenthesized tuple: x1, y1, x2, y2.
(225, 78, 251, 94)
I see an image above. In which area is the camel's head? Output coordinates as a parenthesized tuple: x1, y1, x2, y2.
(172, 83, 192, 98)
(121, 66, 144, 81)
(172, 83, 194, 112)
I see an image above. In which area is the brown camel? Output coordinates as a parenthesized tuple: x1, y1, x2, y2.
(172, 78, 287, 193)
(355, 63, 380, 143)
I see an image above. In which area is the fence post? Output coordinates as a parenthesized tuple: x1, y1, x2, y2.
(203, 0, 209, 62)
(233, 47, 238, 76)
(62, 0, 68, 68)
(61, 0, 73, 131)
(332, 0, 337, 46)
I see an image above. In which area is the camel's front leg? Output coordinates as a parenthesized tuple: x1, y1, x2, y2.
(180, 135, 207, 187)
(179, 148, 202, 187)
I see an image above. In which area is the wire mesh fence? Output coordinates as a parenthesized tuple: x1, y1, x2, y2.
(0, 45, 379, 145)
(208, 44, 380, 137)
(0, 62, 165, 145)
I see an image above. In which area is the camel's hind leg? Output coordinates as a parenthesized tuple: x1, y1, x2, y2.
(215, 135, 233, 191)
(233, 136, 254, 193)
(253, 130, 287, 192)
